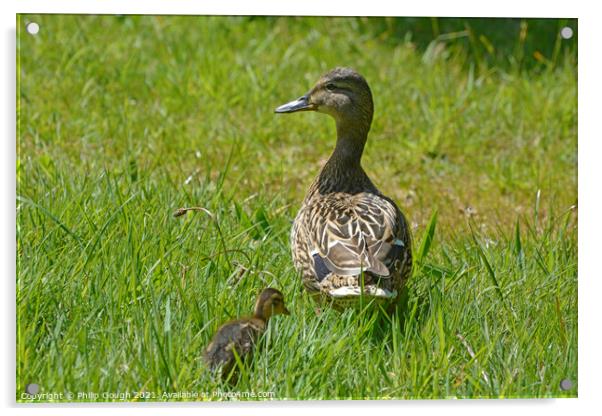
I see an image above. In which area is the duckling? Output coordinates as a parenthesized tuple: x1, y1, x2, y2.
(275, 67, 412, 310)
(203, 288, 290, 381)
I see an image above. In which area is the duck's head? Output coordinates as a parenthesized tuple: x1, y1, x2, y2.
(275, 67, 373, 128)
(253, 288, 290, 321)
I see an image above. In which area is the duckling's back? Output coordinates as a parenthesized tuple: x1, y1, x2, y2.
(203, 318, 266, 377)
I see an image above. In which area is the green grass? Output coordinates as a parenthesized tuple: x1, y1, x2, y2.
(17, 15, 577, 400)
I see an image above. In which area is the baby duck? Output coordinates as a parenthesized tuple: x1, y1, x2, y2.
(203, 288, 290, 382)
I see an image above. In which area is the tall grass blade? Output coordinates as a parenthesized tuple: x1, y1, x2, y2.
(514, 218, 525, 271)
(470, 228, 507, 308)
(417, 209, 438, 266)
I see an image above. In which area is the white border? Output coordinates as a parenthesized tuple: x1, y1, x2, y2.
(3, 1, 600, 416)
(7, 0, 583, 17)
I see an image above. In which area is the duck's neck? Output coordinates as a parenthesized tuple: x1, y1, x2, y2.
(310, 120, 375, 195)
(329, 121, 368, 168)
(253, 306, 269, 324)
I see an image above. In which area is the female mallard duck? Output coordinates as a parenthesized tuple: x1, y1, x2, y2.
(275, 67, 412, 309)
(203, 288, 289, 381)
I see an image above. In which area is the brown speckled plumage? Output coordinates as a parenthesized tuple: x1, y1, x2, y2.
(275, 67, 412, 309)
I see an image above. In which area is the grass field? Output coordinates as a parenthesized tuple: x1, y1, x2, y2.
(17, 15, 577, 400)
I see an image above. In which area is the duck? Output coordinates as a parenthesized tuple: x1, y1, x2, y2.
(275, 67, 412, 310)
(203, 288, 290, 382)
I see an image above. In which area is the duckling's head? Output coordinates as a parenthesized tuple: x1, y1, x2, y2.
(275, 67, 373, 128)
(254, 288, 290, 321)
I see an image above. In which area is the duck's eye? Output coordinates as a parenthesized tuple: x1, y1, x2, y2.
(326, 83, 336, 91)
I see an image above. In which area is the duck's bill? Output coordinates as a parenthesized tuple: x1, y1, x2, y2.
(274, 95, 315, 113)
(328, 286, 397, 300)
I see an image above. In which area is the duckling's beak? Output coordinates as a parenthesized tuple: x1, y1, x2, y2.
(275, 94, 315, 113)
(282, 306, 291, 315)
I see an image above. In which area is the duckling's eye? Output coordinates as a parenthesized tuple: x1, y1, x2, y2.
(325, 83, 336, 91)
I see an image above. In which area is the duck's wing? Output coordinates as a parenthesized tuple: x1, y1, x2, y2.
(307, 193, 407, 281)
